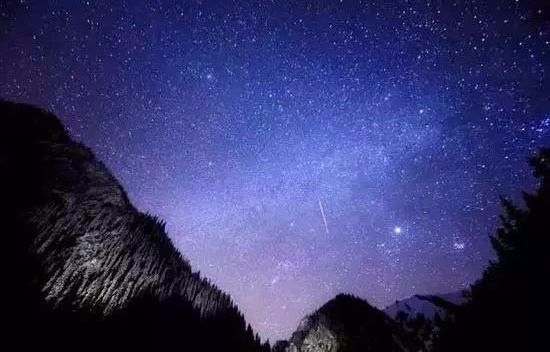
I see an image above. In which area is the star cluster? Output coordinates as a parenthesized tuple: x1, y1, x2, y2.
(1, 0, 549, 341)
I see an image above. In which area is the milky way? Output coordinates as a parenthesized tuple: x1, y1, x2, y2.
(1, 0, 549, 341)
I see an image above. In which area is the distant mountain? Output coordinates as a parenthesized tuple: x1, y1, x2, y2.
(384, 291, 469, 321)
(275, 293, 423, 352)
(382, 291, 469, 352)
(1, 101, 269, 352)
(275, 292, 470, 352)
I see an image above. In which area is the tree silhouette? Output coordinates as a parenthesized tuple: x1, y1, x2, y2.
(435, 148, 549, 352)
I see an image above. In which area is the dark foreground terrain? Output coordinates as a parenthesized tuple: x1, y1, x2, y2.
(2, 100, 547, 352)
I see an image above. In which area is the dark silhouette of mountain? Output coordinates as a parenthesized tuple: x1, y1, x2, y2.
(276, 293, 423, 352)
(1, 100, 270, 352)
(433, 149, 550, 351)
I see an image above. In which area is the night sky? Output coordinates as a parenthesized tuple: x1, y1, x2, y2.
(1, 0, 549, 342)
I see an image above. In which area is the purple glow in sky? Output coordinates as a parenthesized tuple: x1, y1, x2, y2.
(1, 0, 549, 341)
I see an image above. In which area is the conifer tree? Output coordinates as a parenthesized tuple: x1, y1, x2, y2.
(435, 149, 549, 352)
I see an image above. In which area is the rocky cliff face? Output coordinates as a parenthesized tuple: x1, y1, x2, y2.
(279, 294, 423, 352)
(1, 101, 268, 352)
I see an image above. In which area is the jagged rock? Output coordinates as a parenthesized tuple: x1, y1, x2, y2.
(1, 100, 269, 352)
(281, 294, 423, 352)
(300, 323, 338, 351)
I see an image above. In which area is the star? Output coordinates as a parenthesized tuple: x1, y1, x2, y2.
(1, 0, 546, 342)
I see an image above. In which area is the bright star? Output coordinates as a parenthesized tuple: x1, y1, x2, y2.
(393, 226, 402, 234)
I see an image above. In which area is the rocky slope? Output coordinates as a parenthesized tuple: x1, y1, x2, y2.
(382, 292, 468, 352)
(275, 294, 423, 352)
(384, 291, 469, 322)
(1, 100, 268, 352)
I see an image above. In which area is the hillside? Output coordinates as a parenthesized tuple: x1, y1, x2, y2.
(1, 100, 269, 352)
(274, 293, 422, 352)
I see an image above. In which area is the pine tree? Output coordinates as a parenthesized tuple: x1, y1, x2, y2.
(435, 149, 550, 352)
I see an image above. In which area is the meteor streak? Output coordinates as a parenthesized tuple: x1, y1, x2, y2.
(318, 198, 329, 235)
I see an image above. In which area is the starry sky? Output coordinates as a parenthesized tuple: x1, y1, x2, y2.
(1, 0, 549, 342)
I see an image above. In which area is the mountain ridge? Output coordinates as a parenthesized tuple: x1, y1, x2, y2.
(384, 291, 469, 321)
(2, 100, 268, 351)
(3, 100, 230, 315)
(275, 293, 423, 352)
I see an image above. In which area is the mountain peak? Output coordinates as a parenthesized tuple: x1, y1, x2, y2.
(384, 291, 469, 321)
(4, 101, 269, 352)
(280, 293, 422, 352)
